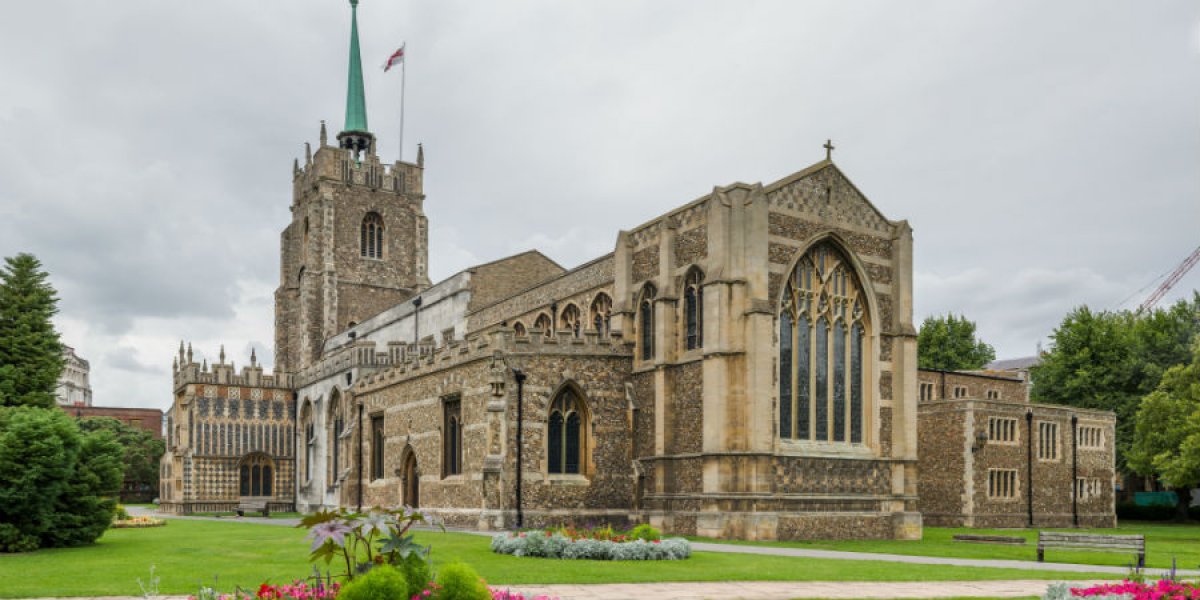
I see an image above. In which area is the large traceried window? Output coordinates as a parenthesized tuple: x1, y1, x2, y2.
(547, 387, 587, 475)
(360, 212, 384, 259)
(778, 241, 868, 444)
(683, 268, 704, 350)
(639, 284, 656, 361)
(590, 293, 612, 336)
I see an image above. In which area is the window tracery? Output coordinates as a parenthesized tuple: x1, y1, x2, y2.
(560, 304, 581, 337)
(533, 313, 553, 338)
(590, 293, 612, 336)
(778, 241, 868, 444)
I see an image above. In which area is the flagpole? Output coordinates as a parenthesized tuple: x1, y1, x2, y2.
(399, 46, 406, 162)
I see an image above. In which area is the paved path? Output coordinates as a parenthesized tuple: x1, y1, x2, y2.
(14, 581, 1088, 600)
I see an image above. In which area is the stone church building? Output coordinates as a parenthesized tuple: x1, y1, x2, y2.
(160, 0, 1114, 537)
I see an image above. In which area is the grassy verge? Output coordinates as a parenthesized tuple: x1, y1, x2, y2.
(690, 523, 1200, 570)
(0, 520, 1113, 598)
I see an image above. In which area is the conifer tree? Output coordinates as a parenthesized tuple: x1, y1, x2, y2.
(0, 253, 64, 408)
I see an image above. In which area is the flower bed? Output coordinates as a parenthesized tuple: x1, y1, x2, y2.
(491, 531, 691, 561)
(1043, 579, 1200, 600)
(111, 516, 166, 528)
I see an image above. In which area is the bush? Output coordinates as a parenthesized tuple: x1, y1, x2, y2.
(0, 406, 123, 552)
(629, 524, 661, 542)
(435, 562, 489, 600)
(115, 504, 130, 521)
(336, 566, 407, 600)
(491, 532, 691, 561)
(396, 552, 433, 599)
(1116, 502, 1177, 521)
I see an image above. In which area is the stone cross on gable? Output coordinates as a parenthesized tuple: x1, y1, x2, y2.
(824, 139, 835, 161)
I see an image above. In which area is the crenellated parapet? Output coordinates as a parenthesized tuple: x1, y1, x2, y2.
(291, 121, 424, 201)
(352, 327, 631, 394)
(172, 342, 293, 391)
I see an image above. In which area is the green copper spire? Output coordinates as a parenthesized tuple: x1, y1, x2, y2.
(343, 0, 369, 134)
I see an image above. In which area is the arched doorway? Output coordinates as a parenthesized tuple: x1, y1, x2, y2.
(238, 453, 275, 498)
(400, 449, 419, 508)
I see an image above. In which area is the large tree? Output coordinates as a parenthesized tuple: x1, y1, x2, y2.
(1032, 293, 1200, 471)
(79, 417, 165, 499)
(1128, 341, 1200, 518)
(0, 254, 64, 408)
(917, 313, 996, 371)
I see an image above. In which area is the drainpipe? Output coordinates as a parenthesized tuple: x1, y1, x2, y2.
(512, 368, 527, 529)
(1071, 414, 1079, 528)
(412, 296, 422, 346)
(1026, 409, 1034, 528)
(357, 402, 364, 511)
(940, 371, 946, 401)
(292, 392, 299, 512)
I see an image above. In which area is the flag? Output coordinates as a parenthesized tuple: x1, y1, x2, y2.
(384, 44, 405, 72)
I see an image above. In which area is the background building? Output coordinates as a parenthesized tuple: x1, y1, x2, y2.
(55, 345, 92, 407)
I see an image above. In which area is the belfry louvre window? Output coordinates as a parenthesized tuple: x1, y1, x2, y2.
(988, 416, 1018, 444)
(1078, 425, 1103, 449)
(778, 242, 867, 444)
(988, 469, 1018, 499)
(443, 396, 462, 477)
(370, 414, 385, 480)
(361, 212, 384, 259)
(1038, 421, 1059, 460)
(547, 388, 586, 475)
(683, 269, 704, 350)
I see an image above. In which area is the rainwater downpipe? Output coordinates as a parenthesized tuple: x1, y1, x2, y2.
(356, 402, 364, 511)
(1072, 414, 1079, 528)
(1026, 409, 1034, 528)
(513, 368, 527, 529)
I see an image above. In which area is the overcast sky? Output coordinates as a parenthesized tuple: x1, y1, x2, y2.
(1, 1, 1197, 410)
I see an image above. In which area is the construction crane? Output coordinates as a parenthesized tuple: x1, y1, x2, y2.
(1139, 245, 1200, 312)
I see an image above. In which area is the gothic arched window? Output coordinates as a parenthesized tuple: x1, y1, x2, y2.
(778, 241, 869, 445)
(638, 284, 656, 361)
(534, 313, 553, 338)
(328, 392, 344, 486)
(547, 387, 587, 474)
(361, 212, 384, 259)
(683, 268, 704, 350)
(301, 401, 314, 482)
(560, 304, 581, 337)
(590, 293, 612, 336)
(513, 321, 527, 338)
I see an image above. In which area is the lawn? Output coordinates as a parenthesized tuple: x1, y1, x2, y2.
(691, 522, 1200, 570)
(0, 519, 1105, 598)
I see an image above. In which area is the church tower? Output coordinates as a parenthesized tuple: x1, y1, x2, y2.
(274, 0, 430, 374)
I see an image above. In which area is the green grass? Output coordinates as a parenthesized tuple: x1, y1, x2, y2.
(0, 520, 1110, 598)
(690, 522, 1200, 570)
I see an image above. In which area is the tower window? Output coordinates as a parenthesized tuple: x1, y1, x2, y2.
(639, 284, 656, 361)
(683, 269, 704, 350)
(361, 212, 384, 259)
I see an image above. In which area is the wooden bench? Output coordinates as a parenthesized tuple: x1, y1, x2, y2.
(1037, 531, 1144, 567)
(235, 499, 270, 518)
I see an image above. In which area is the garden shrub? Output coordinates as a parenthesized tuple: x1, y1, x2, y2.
(0, 406, 123, 552)
(115, 504, 130, 521)
(629, 524, 661, 542)
(335, 566, 407, 600)
(1116, 501, 1176, 521)
(435, 562, 489, 600)
(396, 552, 433, 599)
(491, 532, 691, 561)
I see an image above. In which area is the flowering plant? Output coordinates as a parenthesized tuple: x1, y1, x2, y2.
(298, 506, 441, 581)
(112, 516, 166, 529)
(491, 531, 690, 561)
(256, 581, 341, 600)
(1043, 579, 1200, 600)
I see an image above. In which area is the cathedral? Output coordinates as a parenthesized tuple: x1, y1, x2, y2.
(160, 0, 1115, 539)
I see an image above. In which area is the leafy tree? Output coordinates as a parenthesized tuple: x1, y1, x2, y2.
(0, 407, 123, 552)
(1128, 341, 1200, 519)
(79, 417, 165, 500)
(0, 253, 64, 408)
(917, 313, 996, 371)
(1032, 293, 1200, 471)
